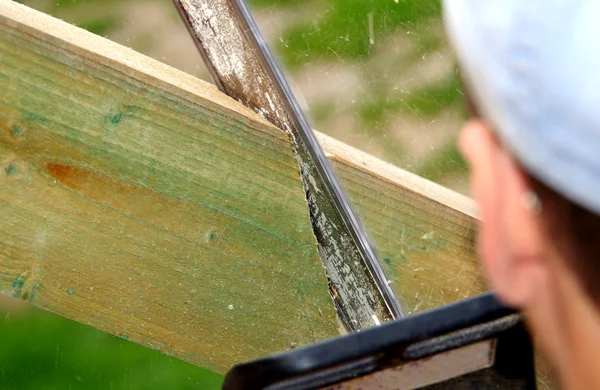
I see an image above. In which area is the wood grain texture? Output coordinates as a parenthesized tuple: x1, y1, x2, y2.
(171, 0, 486, 321)
(317, 134, 485, 315)
(0, 0, 340, 373)
(173, 0, 398, 329)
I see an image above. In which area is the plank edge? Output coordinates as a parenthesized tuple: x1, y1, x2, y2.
(316, 132, 478, 220)
(0, 0, 276, 131)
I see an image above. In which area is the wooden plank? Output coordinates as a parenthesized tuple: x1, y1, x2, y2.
(0, 0, 340, 373)
(173, 0, 400, 329)
(0, 0, 489, 374)
(318, 135, 484, 314)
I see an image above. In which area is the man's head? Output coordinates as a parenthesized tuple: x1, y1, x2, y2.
(444, 1, 600, 384)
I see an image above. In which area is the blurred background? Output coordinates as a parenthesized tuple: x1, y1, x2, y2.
(2, 0, 467, 388)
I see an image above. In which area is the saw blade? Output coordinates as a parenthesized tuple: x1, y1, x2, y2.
(173, 0, 405, 330)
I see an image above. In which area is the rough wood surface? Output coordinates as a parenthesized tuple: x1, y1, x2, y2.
(318, 134, 484, 314)
(0, 0, 340, 373)
(0, 0, 492, 376)
(173, 0, 398, 330)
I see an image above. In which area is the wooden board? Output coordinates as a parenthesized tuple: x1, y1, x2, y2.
(319, 135, 484, 315)
(0, 0, 340, 373)
(0, 0, 489, 375)
(173, 0, 399, 330)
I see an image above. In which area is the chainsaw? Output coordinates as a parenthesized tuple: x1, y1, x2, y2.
(172, 1, 537, 388)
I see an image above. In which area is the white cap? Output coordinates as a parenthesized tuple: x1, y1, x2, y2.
(443, 0, 600, 214)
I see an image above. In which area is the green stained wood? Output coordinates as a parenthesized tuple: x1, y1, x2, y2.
(316, 134, 485, 315)
(0, 0, 488, 364)
(0, 0, 339, 374)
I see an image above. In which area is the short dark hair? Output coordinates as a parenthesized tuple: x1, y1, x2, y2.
(528, 175, 600, 303)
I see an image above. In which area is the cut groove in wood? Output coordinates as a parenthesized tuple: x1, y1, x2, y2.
(317, 133, 484, 314)
(173, 0, 400, 329)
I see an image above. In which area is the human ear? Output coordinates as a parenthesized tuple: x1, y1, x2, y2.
(459, 120, 545, 308)
(492, 150, 546, 307)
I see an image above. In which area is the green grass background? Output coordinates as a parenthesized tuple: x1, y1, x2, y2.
(0, 306, 224, 389)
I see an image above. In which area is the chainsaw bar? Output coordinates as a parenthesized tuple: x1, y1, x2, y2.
(173, 0, 405, 331)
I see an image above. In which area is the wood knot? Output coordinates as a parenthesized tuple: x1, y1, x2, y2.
(2, 159, 26, 181)
(111, 111, 123, 124)
(5, 163, 17, 177)
(11, 124, 25, 138)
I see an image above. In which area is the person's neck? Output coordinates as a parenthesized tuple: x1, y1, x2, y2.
(527, 256, 600, 390)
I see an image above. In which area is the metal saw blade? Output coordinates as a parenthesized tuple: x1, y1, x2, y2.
(173, 0, 405, 331)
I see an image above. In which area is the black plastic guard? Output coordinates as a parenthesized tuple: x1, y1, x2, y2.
(223, 293, 536, 390)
